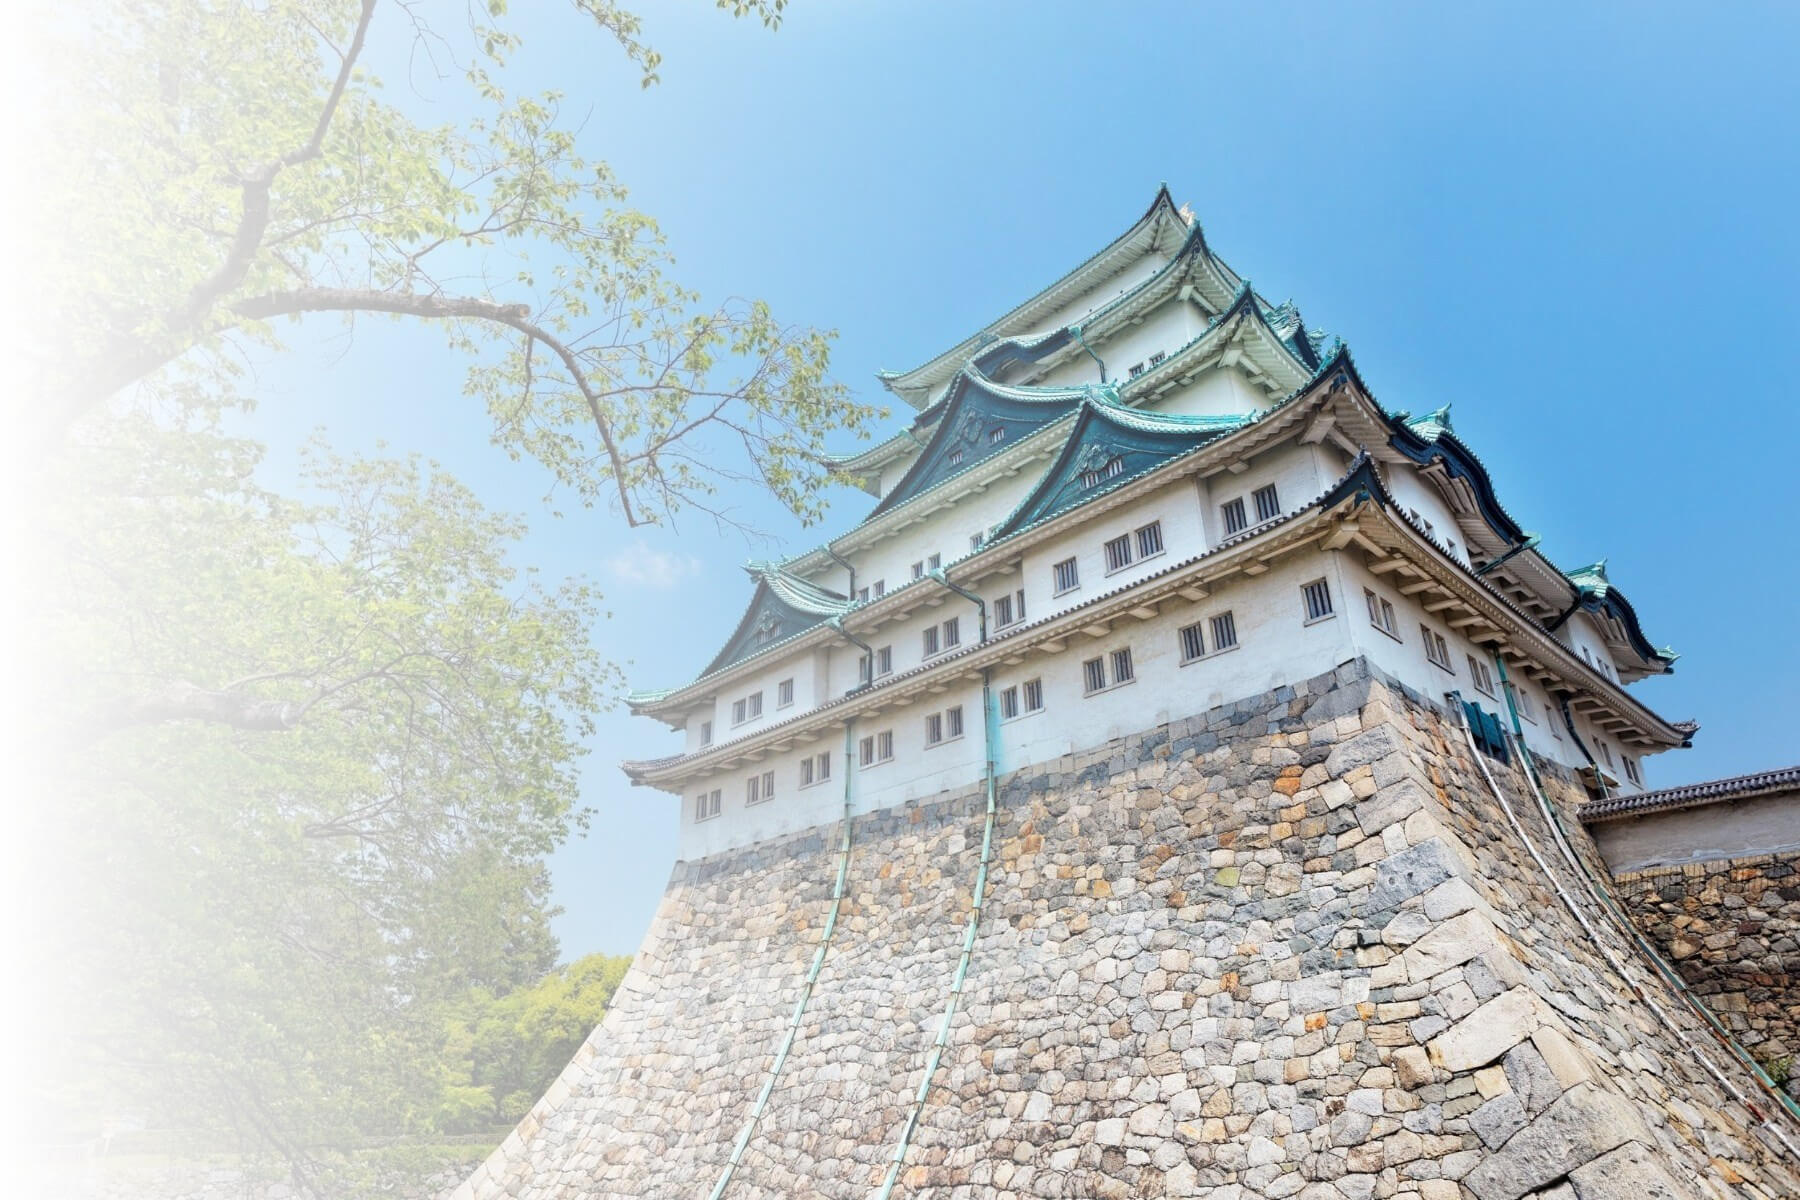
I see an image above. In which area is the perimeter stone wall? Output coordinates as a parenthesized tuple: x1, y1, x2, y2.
(1612, 855, 1800, 1071)
(459, 658, 1800, 1200)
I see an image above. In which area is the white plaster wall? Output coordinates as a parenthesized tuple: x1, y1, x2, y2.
(1383, 468, 1471, 567)
(1145, 368, 1271, 421)
(674, 551, 1366, 860)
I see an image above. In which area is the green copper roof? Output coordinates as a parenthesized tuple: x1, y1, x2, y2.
(867, 369, 1108, 519)
(992, 398, 1250, 537)
(699, 563, 851, 679)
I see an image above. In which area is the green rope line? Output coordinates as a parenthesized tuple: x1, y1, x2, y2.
(707, 720, 859, 1200)
(873, 669, 999, 1200)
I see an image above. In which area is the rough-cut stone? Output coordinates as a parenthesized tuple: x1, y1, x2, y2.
(1566, 1140, 1695, 1200)
(450, 661, 1800, 1200)
(1463, 1085, 1643, 1200)
(1430, 987, 1541, 1071)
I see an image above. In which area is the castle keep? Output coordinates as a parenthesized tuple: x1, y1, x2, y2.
(460, 192, 1800, 1199)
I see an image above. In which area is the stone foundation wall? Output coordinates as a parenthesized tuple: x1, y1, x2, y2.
(460, 659, 1800, 1200)
(1612, 855, 1800, 1068)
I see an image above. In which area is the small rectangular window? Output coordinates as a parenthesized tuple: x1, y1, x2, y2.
(922, 625, 940, 656)
(1222, 497, 1248, 536)
(928, 553, 941, 570)
(858, 654, 873, 684)
(947, 705, 963, 738)
(878, 731, 893, 761)
(1301, 579, 1334, 623)
(994, 594, 1014, 627)
(1624, 756, 1641, 786)
(1023, 678, 1044, 712)
(700, 720, 713, 746)
(1210, 611, 1238, 651)
(1136, 521, 1163, 559)
(872, 579, 885, 598)
(926, 712, 943, 745)
(1422, 625, 1453, 671)
(857, 587, 870, 603)
(1013, 588, 1025, 623)
(1083, 656, 1107, 694)
(732, 698, 747, 725)
(1253, 483, 1281, 523)
(747, 692, 763, 718)
(745, 775, 761, 805)
(911, 560, 924, 580)
(1110, 648, 1135, 684)
(817, 751, 831, 781)
(1468, 655, 1496, 698)
(1364, 590, 1398, 639)
(1104, 534, 1133, 573)
(1179, 621, 1206, 663)
(777, 678, 794, 708)
(859, 735, 875, 766)
(877, 646, 892, 675)
(970, 532, 984, 552)
(1053, 557, 1080, 594)
(989, 427, 1004, 444)
(761, 770, 774, 799)
(942, 616, 960, 648)
(695, 789, 721, 821)
(1148, 350, 1166, 367)
(1128, 361, 1146, 377)
(999, 686, 1020, 720)
(1600, 741, 1615, 768)
(800, 758, 815, 786)
(947, 449, 965, 466)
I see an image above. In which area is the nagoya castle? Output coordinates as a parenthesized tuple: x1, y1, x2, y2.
(459, 190, 1800, 1200)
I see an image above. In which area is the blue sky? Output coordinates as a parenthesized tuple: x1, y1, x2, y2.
(250, 3, 1800, 958)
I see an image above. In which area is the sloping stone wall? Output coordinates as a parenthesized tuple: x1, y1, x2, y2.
(459, 659, 1799, 1200)
(1611, 855, 1800, 1068)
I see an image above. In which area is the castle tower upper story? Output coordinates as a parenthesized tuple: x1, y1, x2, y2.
(622, 188, 1688, 861)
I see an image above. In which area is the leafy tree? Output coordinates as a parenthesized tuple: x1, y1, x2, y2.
(23, 0, 879, 1193)
(434, 952, 633, 1132)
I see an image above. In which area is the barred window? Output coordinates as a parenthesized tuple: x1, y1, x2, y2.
(922, 625, 939, 656)
(1023, 678, 1044, 712)
(1222, 497, 1248, 535)
(911, 560, 924, 579)
(928, 553, 941, 570)
(1210, 611, 1238, 651)
(878, 731, 893, 760)
(1148, 350, 1166, 367)
(948, 449, 964, 467)
(1301, 578, 1334, 623)
(1136, 521, 1164, 558)
(994, 593, 1014, 627)
(745, 775, 762, 805)
(747, 692, 763, 718)
(1422, 626, 1453, 671)
(694, 789, 722, 821)
(947, 705, 964, 738)
(942, 616, 960, 648)
(1467, 655, 1496, 698)
(1052, 557, 1080, 594)
(925, 712, 943, 745)
(1253, 483, 1281, 523)
(877, 646, 893, 675)
(1082, 657, 1107, 694)
(800, 757, 814, 786)
(1179, 621, 1205, 663)
(816, 751, 831, 781)
(999, 686, 1019, 720)
(859, 735, 875, 766)
(732, 698, 747, 724)
(1104, 534, 1133, 573)
(1111, 648, 1135, 684)
(700, 720, 713, 746)
(777, 678, 795, 707)
(989, 427, 1004, 444)
(1364, 590, 1398, 639)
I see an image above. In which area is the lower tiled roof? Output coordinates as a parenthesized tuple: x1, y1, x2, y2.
(1578, 765, 1800, 822)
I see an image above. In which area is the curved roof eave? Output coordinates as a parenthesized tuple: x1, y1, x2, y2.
(878, 185, 1188, 404)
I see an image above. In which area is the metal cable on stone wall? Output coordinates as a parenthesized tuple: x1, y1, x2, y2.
(707, 720, 860, 1200)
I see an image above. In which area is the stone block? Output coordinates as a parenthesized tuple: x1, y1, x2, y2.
(1429, 988, 1541, 1071)
(1402, 910, 1504, 981)
(1371, 839, 1464, 913)
(1566, 1140, 1695, 1200)
(1462, 1084, 1645, 1200)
